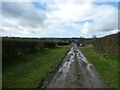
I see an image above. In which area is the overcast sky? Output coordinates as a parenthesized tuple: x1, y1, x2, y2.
(0, 0, 119, 38)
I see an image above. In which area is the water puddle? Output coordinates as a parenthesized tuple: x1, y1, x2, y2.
(58, 46, 75, 77)
(47, 44, 107, 88)
(75, 46, 95, 78)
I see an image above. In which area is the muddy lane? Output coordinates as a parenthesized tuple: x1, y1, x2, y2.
(46, 44, 108, 88)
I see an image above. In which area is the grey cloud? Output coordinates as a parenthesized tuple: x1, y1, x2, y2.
(2, 2, 47, 28)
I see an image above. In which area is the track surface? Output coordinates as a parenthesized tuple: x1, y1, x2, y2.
(46, 44, 108, 88)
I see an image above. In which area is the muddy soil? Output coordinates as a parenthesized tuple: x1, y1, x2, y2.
(45, 44, 108, 88)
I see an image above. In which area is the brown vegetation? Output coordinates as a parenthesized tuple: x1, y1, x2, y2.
(92, 32, 119, 57)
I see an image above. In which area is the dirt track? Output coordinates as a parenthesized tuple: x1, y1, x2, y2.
(46, 44, 108, 88)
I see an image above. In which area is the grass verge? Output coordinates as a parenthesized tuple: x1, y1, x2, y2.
(3, 45, 69, 88)
(79, 45, 118, 88)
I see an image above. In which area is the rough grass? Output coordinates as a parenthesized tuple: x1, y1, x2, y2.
(3, 45, 69, 88)
(79, 45, 118, 88)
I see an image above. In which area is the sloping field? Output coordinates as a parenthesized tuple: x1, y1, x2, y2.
(3, 45, 69, 88)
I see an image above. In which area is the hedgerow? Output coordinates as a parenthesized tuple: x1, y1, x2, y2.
(92, 32, 119, 57)
(2, 38, 70, 57)
(2, 38, 56, 57)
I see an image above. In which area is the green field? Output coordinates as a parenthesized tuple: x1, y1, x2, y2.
(79, 45, 118, 88)
(3, 45, 69, 88)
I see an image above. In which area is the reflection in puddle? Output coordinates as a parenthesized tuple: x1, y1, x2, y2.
(58, 46, 75, 77)
(75, 46, 95, 78)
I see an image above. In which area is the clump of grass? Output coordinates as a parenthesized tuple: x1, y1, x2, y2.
(79, 46, 118, 88)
